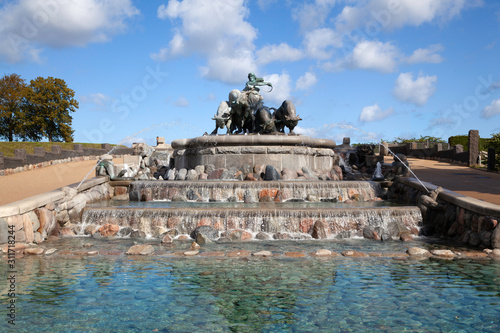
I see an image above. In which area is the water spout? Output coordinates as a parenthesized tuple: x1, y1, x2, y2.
(372, 162, 384, 181)
(383, 145, 430, 193)
(76, 146, 117, 190)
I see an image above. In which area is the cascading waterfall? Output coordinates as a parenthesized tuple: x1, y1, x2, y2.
(129, 180, 383, 202)
(81, 204, 422, 239)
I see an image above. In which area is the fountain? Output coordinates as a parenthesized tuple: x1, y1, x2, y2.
(80, 73, 422, 241)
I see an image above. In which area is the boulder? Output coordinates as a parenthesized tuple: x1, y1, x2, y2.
(220, 169, 234, 180)
(273, 232, 291, 240)
(363, 227, 380, 240)
(380, 233, 392, 242)
(306, 194, 320, 202)
(311, 221, 328, 239)
(341, 250, 368, 257)
(263, 165, 281, 181)
(196, 233, 212, 245)
(252, 250, 272, 257)
(24, 247, 44, 255)
(406, 247, 431, 256)
(281, 168, 298, 180)
(60, 228, 76, 237)
(161, 234, 173, 244)
(480, 217, 498, 232)
(190, 225, 219, 241)
(479, 231, 492, 247)
(130, 230, 147, 238)
(399, 233, 413, 242)
(314, 249, 332, 256)
(204, 164, 216, 174)
(430, 249, 456, 257)
(230, 230, 253, 241)
(172, 194, 187, 202)
(186, 169, 198, 180)
(117, 227, 133, 237)
(491, 225, 500, 249)
(255, 232, 271, 240)
(469, 232, 481, 246)
(195, 165, 205, 175)
(126, 244, 155, 255)
(98, 224, 120, 237)
(207, 168, 225, 180)
(176, 168, 188, 180)
(254, 164, 266, 177)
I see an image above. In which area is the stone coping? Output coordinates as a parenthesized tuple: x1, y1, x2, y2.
(171, 135, 336, 149)
(396, 177, 500, 218)
(0, 176, 108, 218)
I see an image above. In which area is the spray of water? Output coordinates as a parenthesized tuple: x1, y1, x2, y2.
(383, 145, 430, 193)
(325, 123, 430, 193)
(76, 146, 117, 190)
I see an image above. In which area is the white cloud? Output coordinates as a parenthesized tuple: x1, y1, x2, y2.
(350, 40, 399, 73)
(80, 93, 111, 107)
(0, 0, 139, 63)
(256, 43, 303, 65)
(406, 44, 444, 64)
(256, 0, 278, 11)
(174, 96, 190, 107)
(296, 72, 318, 90)
(153, 0, 258, 83)
(303, 28, 343, 60)
(292, 0, 337, 31)
(481, 99, 500, 119)
(335, 0, 482, 33)
(359, 103, 394, 122)
(294, 126, 318, 137)
(263, 72, 292, 105)
(392, 72, 437, 106)
(299, 123, 382, 143)
(199, 49, 258, 84)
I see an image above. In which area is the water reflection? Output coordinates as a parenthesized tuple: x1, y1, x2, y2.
(1, 254, 499, 332)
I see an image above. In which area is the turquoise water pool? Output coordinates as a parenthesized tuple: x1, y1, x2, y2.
(2, 248, 499, 332)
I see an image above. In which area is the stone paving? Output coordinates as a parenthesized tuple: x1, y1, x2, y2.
(405, 158, 500, 205)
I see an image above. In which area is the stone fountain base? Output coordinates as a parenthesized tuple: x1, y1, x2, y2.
(171, 134, 337, 172)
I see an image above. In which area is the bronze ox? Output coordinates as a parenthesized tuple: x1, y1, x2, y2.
(272, 100, 301, 134)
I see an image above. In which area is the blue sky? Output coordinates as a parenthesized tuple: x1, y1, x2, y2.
(1, 0, 500, 147)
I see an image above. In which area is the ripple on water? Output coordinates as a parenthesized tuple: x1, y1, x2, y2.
(1, 242, 500, 332)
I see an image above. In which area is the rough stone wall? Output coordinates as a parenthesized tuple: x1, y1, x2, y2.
(388, 179, 500, 249)
(0, 144, 134, 172)
(0, 180, 112, 246)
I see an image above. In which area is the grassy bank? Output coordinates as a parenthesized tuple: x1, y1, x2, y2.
(0, 142, 110, 157)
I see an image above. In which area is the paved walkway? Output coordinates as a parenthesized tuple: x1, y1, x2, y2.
(0, 157, 499, 206)
(405, 158, 500, 205)
(0, 160, 99, 206)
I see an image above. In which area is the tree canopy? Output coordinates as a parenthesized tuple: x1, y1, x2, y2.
(0, 74, 28, 141)
(0, 74, 78, 142)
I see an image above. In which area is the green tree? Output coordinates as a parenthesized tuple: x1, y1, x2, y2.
(0, 73, 28, 141)
(489, 132, 500, 169)
(26, 76, 78, 142)
(388, 135, 446, 144)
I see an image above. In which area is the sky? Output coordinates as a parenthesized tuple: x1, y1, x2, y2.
(1, 0, 500, 147)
